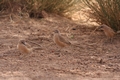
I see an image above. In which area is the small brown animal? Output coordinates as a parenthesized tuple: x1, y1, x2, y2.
(53, 30, 71, 48)
(17, 40, 31, 54)
(99, 24, 115, 41)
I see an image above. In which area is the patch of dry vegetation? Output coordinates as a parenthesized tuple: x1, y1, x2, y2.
(0, 0, 82, 18)
(82, 0, 120, 31)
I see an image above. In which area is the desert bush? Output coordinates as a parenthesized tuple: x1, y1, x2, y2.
(24, 0, 82, 17)
(82, 0, 120, 31)
(0, 0, 82, 18)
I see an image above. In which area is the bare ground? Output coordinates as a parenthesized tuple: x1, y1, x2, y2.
(0, 14, 120, 80)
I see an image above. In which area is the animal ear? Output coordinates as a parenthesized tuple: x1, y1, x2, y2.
(54, 30, 59, 33)
(22, 41, 26, 45)
(98, 26, 103, 29)
(20, 40, 26, 45)
(100, 26, 103, 28)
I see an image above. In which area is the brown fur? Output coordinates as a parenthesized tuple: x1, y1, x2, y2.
(17, 40, 30, 54)
(53, 30, 71, 48)
(99, 24, 115, 39)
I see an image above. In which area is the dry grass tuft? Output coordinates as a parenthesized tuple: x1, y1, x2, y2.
(82, 0, 120, 31)
(0, 0, 82, 18)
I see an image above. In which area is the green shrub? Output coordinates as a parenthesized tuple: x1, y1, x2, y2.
(82, 0, 120, 31)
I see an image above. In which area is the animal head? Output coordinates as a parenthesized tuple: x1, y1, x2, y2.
(98, 24, 109, 31)
(53, 30, 59, 33)
(19, 40, 26, 45)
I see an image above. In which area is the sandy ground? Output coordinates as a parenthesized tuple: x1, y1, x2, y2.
(0, 14, 119, 80)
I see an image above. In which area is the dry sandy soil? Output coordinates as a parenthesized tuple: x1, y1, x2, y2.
(0, 14, 119, 80)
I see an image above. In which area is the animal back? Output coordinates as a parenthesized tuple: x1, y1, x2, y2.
(54, 35, 67, 47)
(17, 44, 30, 54)
(58, 35, 71, 45)
(104, 28, 115, 38)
